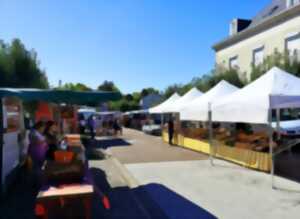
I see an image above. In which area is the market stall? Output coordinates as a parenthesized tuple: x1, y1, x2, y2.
(180, 80, 238, 121)
(123, 109, 147, 130)
(0, 88, 121, 217)
(149, 89, 203, 137)
(162, 81, 241, 166)
(149, 92, 181, 114)
(167, 87, 203, 113)
(211, 67, 300, 187)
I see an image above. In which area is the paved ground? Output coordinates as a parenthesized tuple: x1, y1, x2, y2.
(89, 159, 167, 219)
(127, 159, 300, 219)
(104, 128, 208, 164)
(1, 146, 167, 219)
(276, 146, 300, 182)
(5, 128, 300, 219)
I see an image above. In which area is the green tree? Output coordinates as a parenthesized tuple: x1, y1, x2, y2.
(124, 94, 133, 101)
(141, 87, 159, 97)
(188, 67, 244, 93)
(212, 67, 245, 88)
(132, 92, 141, 102)
(97, 80, 120, 92)
(164, 84, 184, 99)
(250, 50, 300, 82)
(109, 98, 139, 112)
(58, 82, 92, 91)
(0, 38, 49, 88)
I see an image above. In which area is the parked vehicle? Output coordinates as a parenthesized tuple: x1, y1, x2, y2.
(272, 120, 300, 136)
(142, 124, 162, 136)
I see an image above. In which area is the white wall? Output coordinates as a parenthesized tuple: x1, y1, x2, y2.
(2, 132, 20, 185)
(216, 15, 300, 79)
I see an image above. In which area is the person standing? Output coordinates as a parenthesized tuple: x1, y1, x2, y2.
(78, 114, 86, 135)
(44, 121, 59, 160)
(28, 121, 48, 167)
(113, 119, 123, 136)
(88, 115, 96, 139)
(168, 118, 174, 145)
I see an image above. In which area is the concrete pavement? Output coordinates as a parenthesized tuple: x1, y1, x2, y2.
(89, 128, 300, 219)
(126, 159, 300, 219)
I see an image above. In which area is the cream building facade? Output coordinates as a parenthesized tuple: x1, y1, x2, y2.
(213, 0, 300, 80)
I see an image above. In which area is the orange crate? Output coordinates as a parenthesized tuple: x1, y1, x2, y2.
(54, 151, 74, 163)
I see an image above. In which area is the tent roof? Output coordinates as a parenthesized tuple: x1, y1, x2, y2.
(180, 80, 239, 121)
(167, 88, 203, 113)
(123, 109, 149, 115)
(149, 93, 181, 114)
(212, 67, 300, 124)
(0, 88, 122, 105)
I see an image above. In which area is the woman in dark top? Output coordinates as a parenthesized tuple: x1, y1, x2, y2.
(44, 121, 59, 160)
(28, 121, 48, 166)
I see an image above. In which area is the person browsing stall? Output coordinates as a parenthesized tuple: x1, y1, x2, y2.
(28, 121, 48, 167)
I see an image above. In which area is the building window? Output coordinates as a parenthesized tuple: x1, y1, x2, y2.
(229, 56, 238, 69)
(285, 33, 300, 58)
(253, 47, 264, 67)
(287, 0, 300, 8)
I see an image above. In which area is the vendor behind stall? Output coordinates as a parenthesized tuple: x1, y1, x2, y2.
(168, 118, 174, 145)
(44, 121, 59, 160)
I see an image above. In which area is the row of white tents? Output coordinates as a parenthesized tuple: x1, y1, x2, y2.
(148, 66, 300, 188)
(149, 67, 300, 125)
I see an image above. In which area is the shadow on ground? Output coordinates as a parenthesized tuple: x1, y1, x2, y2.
(81, 136, 131, 148)
(1, 165, 217, 219)
(135, 184, 217, 219)
(1, 167, 40, 219)
(94, 138, 131, 149)
(82, 138, 131, 160)
(275, 145, 300, 183)
(91, 168, 217, 219)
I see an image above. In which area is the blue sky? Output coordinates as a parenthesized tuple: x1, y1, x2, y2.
(0, 0, 270, 93)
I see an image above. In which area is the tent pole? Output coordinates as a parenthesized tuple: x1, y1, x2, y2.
(276, 108, 281, 141)
(161, 113, 163, 135)
(268, 108, 275, 189)
(0, 98, 3, 200)
(208, 103, 214, 166)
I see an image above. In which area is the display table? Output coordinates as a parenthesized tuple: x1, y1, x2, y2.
(162, 131, 271, 172)
(35, 138, 92, 219)
(36, 184, 93, 219)
(65, 134, 82, 147)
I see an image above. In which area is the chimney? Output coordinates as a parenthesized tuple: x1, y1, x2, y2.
(229, 18, 252, 36)
(58, 80, 62, 88)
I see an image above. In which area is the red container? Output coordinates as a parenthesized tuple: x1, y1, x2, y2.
(54, 151, 74, 163)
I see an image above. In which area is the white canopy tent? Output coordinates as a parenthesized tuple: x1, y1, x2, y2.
(180, 80, 239, 121)
(123, 109, 149, 116)
(210, 67, 300, 188)
(212, 67, 300, 123)
(167, 87, 203, 113)
(149, 93, 181, 114)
